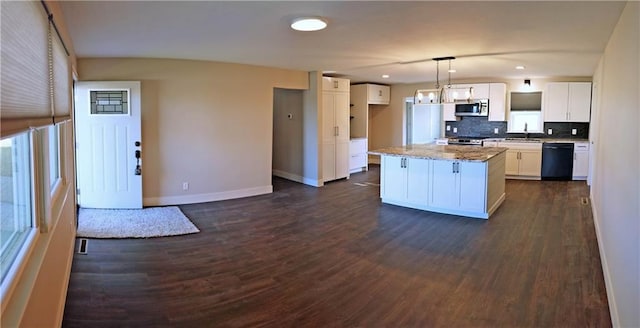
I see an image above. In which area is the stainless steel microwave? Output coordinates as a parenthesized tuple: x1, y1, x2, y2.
(455, 100, 488, 117)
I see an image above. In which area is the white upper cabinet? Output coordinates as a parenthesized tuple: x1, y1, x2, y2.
(367, 84, 390, 105)
(544, 82, 592, 122)
(471, 83, 490, 100)
(567, 83, 592, 122)
(442, 103, 456, 121)
(488, 83, 506, 121)
(544, 83, 569, 121)
(445, 83, 490, 102)
(322, 77, 350, 92)
(448, 84, 474, 101)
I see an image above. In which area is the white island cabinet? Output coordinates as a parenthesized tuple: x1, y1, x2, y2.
(431, 160, 487, 213)
(372, 144, 507, 219)
(381, 156, 430, 205)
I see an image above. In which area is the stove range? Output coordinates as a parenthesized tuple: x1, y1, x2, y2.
(447, 136, 486, 146)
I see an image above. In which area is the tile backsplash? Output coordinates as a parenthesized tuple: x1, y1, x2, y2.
(445, 116, 589, 139)
(444, 117, 508, 138)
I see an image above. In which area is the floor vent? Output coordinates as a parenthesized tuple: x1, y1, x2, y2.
(77, 238, 89, 255)
(581, 197, 590, 206)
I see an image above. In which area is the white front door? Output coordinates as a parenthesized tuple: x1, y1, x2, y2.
(75, 81, 142, 209)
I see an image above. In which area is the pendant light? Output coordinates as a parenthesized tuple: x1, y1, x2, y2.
(445, 58, 454, 103)
(413, 56, 457, 104)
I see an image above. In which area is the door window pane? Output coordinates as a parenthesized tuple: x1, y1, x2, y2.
(0, 132, 34, 282)
(90, 90, 128, 114)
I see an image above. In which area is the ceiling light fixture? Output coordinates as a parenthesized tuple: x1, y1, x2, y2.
(413, 56, 456, 104)
(291, 17, 327, 31)
(382, 74, 390, 79)
(516, 65, 526, 70)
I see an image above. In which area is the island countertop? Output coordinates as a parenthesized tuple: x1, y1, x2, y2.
(368, 144, 508, 162)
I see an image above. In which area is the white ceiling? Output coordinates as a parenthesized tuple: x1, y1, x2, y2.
(60, 1, 626, 84)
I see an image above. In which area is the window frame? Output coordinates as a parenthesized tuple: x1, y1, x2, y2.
(507, 110, 543, 133)
(0, 130, 40, 303)
(48, 124, 61, 192)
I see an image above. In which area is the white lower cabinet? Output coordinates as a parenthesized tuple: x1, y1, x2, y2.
(500, 142, 542, 179)
(431, 160, 486, 213)
(573, 142, 589, 180)
(349, 138, 368, 173)
(380, 154, 505, 219)
(381, 156, 429, 205)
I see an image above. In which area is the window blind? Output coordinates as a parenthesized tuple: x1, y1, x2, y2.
(0, 1, 52, 137)
(52, 28, 71, 123)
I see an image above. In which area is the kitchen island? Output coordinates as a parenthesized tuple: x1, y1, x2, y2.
(369, 144, 507, 219)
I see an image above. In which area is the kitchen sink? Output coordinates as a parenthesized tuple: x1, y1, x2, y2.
(504, 138, 542, 143)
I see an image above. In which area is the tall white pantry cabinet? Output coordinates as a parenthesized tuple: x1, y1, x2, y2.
(322, 77, 350, 182)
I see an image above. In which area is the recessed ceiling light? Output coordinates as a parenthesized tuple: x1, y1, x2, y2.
(291, 17, 327, 31)
(516, 65, 526, 70)
(382, 74, 390, 78)
(448, 69, 457, 73)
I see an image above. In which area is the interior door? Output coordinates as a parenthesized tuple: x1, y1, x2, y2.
(75, 81, 142, 209)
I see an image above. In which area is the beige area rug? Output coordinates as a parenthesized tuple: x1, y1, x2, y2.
(77, 206, 200, 238)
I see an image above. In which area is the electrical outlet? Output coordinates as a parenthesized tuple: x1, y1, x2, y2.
(182, 182, 189, 191)
(547, 128, 553, 135)
(572, 128, 577, 135)
(446, 125, 451, 131)
(453, 127, 458, 133)
(494, 128, 499, 134)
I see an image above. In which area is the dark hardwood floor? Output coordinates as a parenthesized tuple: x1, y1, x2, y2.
(63, 165, 610, 327)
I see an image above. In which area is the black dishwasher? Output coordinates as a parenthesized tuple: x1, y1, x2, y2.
(541, 143, 574, 180)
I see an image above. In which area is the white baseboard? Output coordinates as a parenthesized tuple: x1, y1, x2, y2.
(144, 185, 273, 206)
(272, 169, 321, 187)
(302, 178, 322, 187)
(590, 193, 619, 327)
(272, 169, 303, 183)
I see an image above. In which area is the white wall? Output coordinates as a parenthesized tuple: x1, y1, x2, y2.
(78, 58, 308, 205)
(590, 2, 639, 327)
(302, 72, 323, 187)
(273, 88, 304, 182)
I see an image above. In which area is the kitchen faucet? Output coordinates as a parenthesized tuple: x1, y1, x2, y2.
(524, 122, 529, 139)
